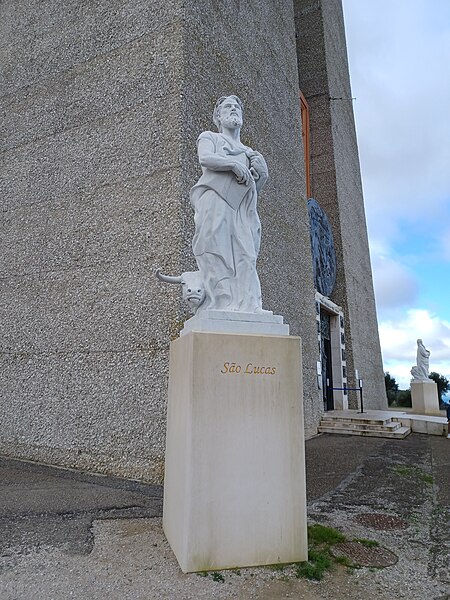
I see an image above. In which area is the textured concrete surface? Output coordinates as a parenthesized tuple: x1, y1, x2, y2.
(0, 434, 448, 599)
(0, 0, 185, 482)
(1, 0, 385, 482)
(0, 0, 321, 480)
(295, 0, 387, 410)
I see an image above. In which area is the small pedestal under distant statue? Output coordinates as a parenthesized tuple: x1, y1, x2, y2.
(157, 95, 307, 573)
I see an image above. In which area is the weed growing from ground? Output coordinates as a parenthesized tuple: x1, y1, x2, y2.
(292, 524, 382, 581)
(334, 555, 351, 566)
(197, 571, 225, 583)
(292, 524, 346, 581)
(308, 523, 346, 545)
(392, 465, 433, 484)
(295, 548, 331, 581)
(353, 538, 379, 548)
(198, 523, 382, 584)
(393, 465, 414, 477)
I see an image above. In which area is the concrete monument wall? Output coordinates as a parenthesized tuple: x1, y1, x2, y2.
(180, 0, 321, 436)
(295, 0, 387, 409)
(0, 0, 187, 481)
(0, 0, 321, 482)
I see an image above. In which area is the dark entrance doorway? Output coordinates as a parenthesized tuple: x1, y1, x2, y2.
(320, 310, 334, 411)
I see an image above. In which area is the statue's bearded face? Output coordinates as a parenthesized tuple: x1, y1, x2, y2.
(219, 97, 243, 129)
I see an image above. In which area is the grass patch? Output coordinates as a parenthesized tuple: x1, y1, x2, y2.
(353, 538, 379, 548)
(295, 549, 331, 581)
(334, 554, 351, 566)
(308, 523, 346, 545)
(392, 465, 415, 477)
(294, 525, 380, 580)
(294, 524, 347, 581)
(392, 465, 433, 484)
(197, 571, 226, 582)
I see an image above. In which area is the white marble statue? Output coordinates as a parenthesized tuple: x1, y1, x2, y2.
(190, 95, 269, 313)
(411, 339, 431, 381)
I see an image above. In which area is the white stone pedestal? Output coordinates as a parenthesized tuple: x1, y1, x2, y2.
(180, 309, 289, 336)
(163, 331, 308, 573)
(411, 380, 440, 416)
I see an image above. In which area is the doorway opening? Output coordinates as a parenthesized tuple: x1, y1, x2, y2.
(316, 292, 348, 411)
(320, 311, 334, 411)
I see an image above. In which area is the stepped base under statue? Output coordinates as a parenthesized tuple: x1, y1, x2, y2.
(180, 309, 289, 336)
(163, 330, 307, 573)
(411, 380, 440, 416)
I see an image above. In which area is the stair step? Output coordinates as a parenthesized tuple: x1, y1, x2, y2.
(318, 425, 411, 439)
(321, 416, 392, 426)
(319, 420, 400, 432)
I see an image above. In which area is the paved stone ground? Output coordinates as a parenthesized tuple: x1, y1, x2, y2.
(0, 433, 448, 599)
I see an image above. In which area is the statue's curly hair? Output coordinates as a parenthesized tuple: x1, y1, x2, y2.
(213, 95, 244, 131)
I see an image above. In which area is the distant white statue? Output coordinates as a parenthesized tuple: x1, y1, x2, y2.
(411, 339, 431, 381)
(189, 95, 269, 313)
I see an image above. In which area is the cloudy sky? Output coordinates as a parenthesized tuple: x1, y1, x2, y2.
(342, 0, 450, 389)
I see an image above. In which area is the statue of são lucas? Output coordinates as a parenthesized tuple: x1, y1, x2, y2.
(190, 95, 269, 314)
(157, 95, 279, 322)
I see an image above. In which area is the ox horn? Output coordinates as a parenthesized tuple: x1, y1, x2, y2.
(156, 269, 182, 284)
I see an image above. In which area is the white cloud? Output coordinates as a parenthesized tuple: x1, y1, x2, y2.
(343, 1, 450, 390)
(371, 254, 419, 310)
(343, 0, 450, 246)
(380, 309, 450, 388)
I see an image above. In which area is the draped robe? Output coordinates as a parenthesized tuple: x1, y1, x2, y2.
(190, 131, 265, 312)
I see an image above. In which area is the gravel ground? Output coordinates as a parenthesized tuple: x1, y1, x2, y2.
(0, 515, 447, 600)
(0, 433, 448, 599)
